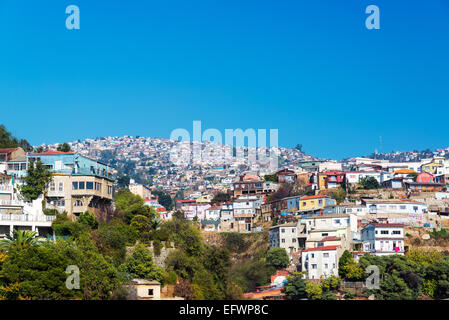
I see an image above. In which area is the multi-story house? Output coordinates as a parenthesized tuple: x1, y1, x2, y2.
(269, 222, 302, 257)
(233, 198, 259, 232)
(129, 182, 152, 200)
(361, 223, 405, 256)
(301, 245, 342, 280)
(318, 171, 345, 190)
(298, 195, 336, 213)
(0, 148, 55, 238)
(302, 213, 356, 250)
(27, 150, 115, 220)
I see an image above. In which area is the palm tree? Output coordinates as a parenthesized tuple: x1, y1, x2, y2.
(0, 229, 38, 250)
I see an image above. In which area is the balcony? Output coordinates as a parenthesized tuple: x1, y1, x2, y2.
(0, 185, 13, 192)
(0, 214, 55, 222)
(0, 199, 25, 207)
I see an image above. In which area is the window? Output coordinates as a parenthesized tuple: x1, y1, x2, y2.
(324, 264, 328, 269)
(58, 182, 64, 192)
(86, 182, 93, 189)
(281, 239, 285, 243)
(49, 181, 55, 191)
(323, 253, 329, 258)
(392, 230, 401, 235)
(79, 182, 85, 189)
(292, 238, 296, 243)
(74, 200, 83, 206)
(311, 253, 315, 258)
(381, 230, 389, 235)
(335, 219, 340, 224)
(321, 233, 328, 237)
(148, 289, 154, 296)
(281, 229, 285, 233)
(292, 229, 295, 233)
(311, 264, 317, 269)
(72, 182, 78, 190)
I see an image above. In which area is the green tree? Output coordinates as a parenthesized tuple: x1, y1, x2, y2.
(305, 282, 322, 300)
(77, 211, 98, 229)
(1, 237, 122, 300)
(211, 192, 231, 204)
(266, 247, 289, 270)
(114, 189, 151, 223)
(359, 176, 380, 189)
(192, 269, 223, 300)
(263, 173, 278, 182)
(0, 230, 37, 251)
(56, 143, 72, 152)
(120, 244, 164, 283)
(321, 275, 340, 291)
(283, 272, 307, 300)
(152, 190, 173, 211)
(338, 250, 353, 278)
(19, 159, 53, 201)
(130, 215, 153, 242)
(0, 125, 32, 151)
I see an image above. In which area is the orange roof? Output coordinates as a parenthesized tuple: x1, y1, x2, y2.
(243, 288, 283, 300)
(394, 169, 416, 174)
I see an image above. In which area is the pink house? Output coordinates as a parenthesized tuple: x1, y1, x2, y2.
(416, 172, 434, 183)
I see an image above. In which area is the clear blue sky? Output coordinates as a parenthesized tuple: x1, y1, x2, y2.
(1, 0, 448, 159)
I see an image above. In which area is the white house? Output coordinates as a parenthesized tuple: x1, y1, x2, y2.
(301, 245, 341, 280)
(205, 205, 221, 220)
(361, 223, 405, 256)
(363, 199, 428, 215)
(269, 222, 300, 256)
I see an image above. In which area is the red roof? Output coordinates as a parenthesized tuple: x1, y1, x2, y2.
(303, 245, 340, 252)
(28, 150, 74, 155)
(0, 148, 19, 153)
(321, 236, 341, 242)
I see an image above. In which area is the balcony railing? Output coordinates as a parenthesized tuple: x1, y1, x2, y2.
(0, 199, 25, 207)
(0, 214, 55, 222)
(0, 185, 13, 192)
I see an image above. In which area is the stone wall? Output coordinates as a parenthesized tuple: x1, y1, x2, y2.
(126, 241, 176, 268)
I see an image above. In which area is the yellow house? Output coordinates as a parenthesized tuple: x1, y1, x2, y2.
(421, 157, 444, 174)
(299, 195, 336, 212)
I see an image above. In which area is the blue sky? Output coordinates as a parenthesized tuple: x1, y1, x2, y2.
(0, 0, 448, 159)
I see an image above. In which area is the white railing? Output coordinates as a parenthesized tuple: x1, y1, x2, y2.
(0, 214, 55, 222)
(0, 185, 13, 192)
(0, 199, 25, 206)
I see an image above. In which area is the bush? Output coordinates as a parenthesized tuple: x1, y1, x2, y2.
(153, 240, 162, 256)
(43, 208, 58, 216)
(343, 290, 356, 299)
